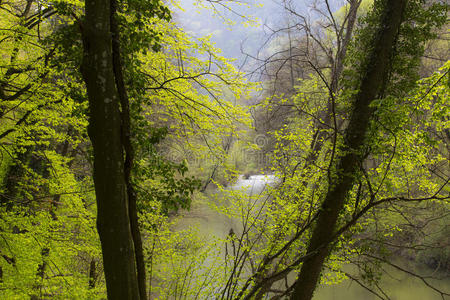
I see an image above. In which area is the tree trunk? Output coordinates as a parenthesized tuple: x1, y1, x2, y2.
(290, 1, 407, 299)
(110, 0, 147, 297)
(80, 0, 140, 299)
(88, 259, 96, 289)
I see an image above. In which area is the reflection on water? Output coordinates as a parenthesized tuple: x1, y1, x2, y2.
(176, 175, 450, 299)
(314, 260, 450, 300)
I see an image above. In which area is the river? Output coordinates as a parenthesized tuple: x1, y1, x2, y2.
(175, 175, 450, 299)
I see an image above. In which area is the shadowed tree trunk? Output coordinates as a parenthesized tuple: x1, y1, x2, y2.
(80, 0, 140, 299)
(88, 259, 96, 289)
(291, 1, 408, 299)
(110, 0, 147, 297)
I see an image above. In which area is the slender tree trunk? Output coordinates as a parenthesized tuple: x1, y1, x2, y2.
(304, 0, 360, 167)
(80, 0, 140, 299)
(330, 0, 360, 95)
(110, 0, 147, 298)
(290, 1, 407, 299)
(88, 259, 96, 289)
(31, 247, 50, 300)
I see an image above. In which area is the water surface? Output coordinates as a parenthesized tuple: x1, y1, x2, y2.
(177, 175, 450, 299)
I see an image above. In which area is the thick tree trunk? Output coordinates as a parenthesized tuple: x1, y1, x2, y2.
(290, 1, 407, 299)
(80, 0, 140, 299)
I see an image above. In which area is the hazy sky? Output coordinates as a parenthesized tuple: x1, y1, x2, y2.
(173, 1, 295, 62)
(173, 0, 343, 65)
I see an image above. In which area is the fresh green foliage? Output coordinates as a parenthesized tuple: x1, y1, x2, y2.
(0, 0, 253, 298)
(0, 0, 448, 299)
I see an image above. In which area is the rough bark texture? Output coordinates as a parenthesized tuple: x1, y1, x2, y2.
(80, 0, 140, 299)
(290, 1, 407, 299)
(110, 0, 147, 298)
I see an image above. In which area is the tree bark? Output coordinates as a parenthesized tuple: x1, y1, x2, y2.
(290, 1, 407, 299)
(88, 259, 96, 289)
(80, 0, 140, 299)
(110, 0, 147, 298)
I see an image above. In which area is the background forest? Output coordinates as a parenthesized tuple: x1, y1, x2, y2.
(0, 0, 448, 299)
